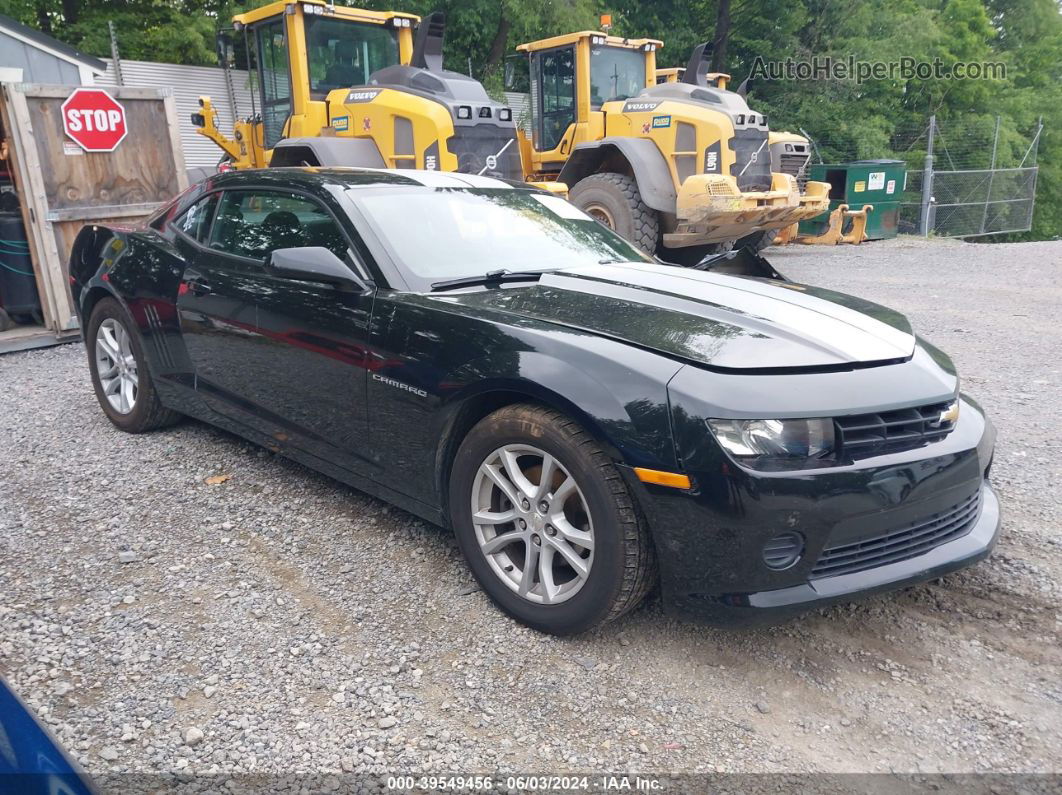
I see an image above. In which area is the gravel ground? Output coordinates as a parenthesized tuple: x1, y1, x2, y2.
(1, 236, 1059, 788)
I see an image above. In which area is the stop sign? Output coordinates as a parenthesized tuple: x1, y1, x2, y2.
(61, 88, 127, 152)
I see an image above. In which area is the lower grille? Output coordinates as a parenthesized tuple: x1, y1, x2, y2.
(730, 128, 772, 192)
(447, 125, 522, 181)
(811, 491, 981, 579)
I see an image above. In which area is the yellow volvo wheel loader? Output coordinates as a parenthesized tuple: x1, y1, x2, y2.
(652, 66, 820, 251)
(514, 33, 830, 261)
(193, 2, 522, 181)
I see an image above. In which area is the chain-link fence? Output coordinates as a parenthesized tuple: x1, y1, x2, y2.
(800, 116, 1042, 237)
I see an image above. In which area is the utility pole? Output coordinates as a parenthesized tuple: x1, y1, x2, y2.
(919, 115, 935, 236)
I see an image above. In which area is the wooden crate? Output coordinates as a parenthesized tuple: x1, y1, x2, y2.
(0, 83, 187, 339)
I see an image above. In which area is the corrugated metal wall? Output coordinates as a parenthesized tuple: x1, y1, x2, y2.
(97, 60, 256, 168)
(503, 91, 532, 136)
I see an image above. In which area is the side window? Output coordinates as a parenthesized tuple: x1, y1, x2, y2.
(532, 46, 576, 152)
(208, 190, 350, 263)
(173, 194, 219, 242)
(256, 18, 292, 149)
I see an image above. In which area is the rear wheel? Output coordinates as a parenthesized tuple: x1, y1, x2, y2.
(87, 298, 181, 433)
(569, 172, 659, 256)
(449, 404, 655, 635)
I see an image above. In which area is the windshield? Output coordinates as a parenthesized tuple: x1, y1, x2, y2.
(589, 45, 647, 107)
(348, 188, 651, 291)
(305, 17, 399, 98)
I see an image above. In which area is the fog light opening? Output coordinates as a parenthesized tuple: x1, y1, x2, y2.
(763, 531, 804, 570)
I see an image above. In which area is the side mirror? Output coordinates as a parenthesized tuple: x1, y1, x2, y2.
(215, 31, 234, 67)
(265, 247, 372, 293)
(503, 55, 529, 93)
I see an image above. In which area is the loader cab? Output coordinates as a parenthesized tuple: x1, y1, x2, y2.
(655, 67, 682, 84)
(514, 32, 660, 176)
(232, 0, 416, 150)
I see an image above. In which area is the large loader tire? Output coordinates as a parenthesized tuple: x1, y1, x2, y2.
(569, 173, 659, 256)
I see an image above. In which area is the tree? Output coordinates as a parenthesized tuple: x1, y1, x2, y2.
(0, 0, 1058, 238)
(709, 0, 730, 73)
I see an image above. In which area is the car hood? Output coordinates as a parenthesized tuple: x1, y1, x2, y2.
(437, 262, 916, 371)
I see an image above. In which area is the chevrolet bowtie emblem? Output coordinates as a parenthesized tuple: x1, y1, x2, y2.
(929, 401, 960, 428)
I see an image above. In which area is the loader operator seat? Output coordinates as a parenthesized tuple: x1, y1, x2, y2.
(325, 39, 359, 88)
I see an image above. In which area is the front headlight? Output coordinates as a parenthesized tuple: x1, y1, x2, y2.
(707, 417, 835, 469)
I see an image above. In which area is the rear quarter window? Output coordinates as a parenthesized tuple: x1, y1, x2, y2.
(173, 194, 219, 243)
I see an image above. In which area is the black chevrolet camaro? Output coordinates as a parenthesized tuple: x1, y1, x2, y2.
(69, 168, 1000, 635)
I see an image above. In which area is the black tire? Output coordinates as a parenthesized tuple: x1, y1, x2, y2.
(0, 308, 13, 332)
(449, 403, 655, 635)
(734, 228, 779, 253)
(86, 297, 181, 433)
(569, 172, 659, 256)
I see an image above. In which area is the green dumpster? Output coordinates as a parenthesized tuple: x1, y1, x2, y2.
(798, 159, 907, 240)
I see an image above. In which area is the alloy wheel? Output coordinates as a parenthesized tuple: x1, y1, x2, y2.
(95, 317, 139, 414)
(471, 444, 595, 604)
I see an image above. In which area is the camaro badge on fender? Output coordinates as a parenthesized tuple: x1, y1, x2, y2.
(372, 373, 427, 397)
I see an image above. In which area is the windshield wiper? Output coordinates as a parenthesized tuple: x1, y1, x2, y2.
(430, 269, 550, 292)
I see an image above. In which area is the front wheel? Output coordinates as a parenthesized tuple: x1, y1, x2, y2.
(569, 173, 659, 256)
(449, 404, 655, 635)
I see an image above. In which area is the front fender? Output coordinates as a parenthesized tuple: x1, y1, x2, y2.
(557, 138, 677, 213)
(441, 349, 680, 470)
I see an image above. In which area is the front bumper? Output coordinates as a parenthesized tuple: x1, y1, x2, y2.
(627, 397, 999, 626)
(692, 481, 999, 625)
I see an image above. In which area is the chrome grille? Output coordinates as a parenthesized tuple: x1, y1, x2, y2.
(834, 401, 957, 459)
(811, 490, 981, 579)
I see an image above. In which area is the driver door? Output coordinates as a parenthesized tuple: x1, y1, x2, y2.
(531, 45, 578, 169)
(179, 188, 377, 476)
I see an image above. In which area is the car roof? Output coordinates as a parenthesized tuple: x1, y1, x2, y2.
(210, 167, 520, 192)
